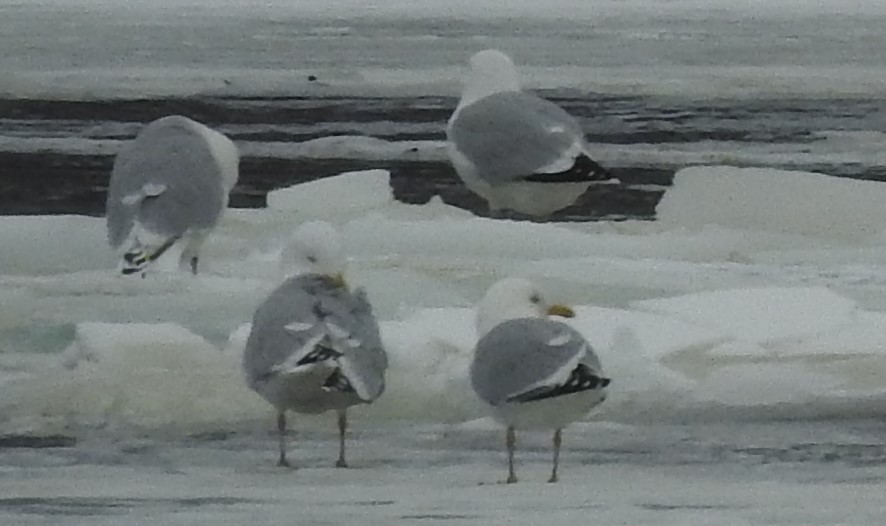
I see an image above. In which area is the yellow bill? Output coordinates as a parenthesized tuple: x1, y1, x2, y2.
(546, 304, 575, 318)
(329, 272, 348, 289)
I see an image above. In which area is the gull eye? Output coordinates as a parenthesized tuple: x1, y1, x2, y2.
(529, 293, 541, 304)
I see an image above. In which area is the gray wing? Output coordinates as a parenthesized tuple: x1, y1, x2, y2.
(242, 275, 387, 402)
(470, 318, 605, 406)
(448, 91, 608, 184)
(337, 286, 388, 401)
(242, 276, 322, 386)
(106, 115, 229, 248)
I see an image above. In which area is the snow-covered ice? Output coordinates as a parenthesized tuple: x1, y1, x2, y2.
(5, 166, 886, 433)
(5, 0, 886, 100)
(266, 168, 394, 220)
(658, 167, 886, 240)
(4, 167, 886, 523)
(4, 2, 886, 521)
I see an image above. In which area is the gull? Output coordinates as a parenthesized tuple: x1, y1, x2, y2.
(446, 49, 616, 217)
(470, 278, 610, 483)
(106, 115, 239, 276)
(242, 221, 388, 468)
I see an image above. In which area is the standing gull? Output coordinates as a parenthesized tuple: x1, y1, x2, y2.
(446, 49, 616, 217)
(242, 221, 387, 468)
(106, 115, 239, 275)
(470, 278, 610, 483)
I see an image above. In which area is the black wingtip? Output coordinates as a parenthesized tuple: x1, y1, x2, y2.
(120, 235, 181, 276)
(296, 344, 341, 366)
(522, 154, 618, 184)
(322, 369, 355, 394)
(507, 365, 610, 404)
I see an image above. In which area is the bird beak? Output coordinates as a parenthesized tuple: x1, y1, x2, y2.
(329, 273, 348, 289)
(546, 304, 575, 318)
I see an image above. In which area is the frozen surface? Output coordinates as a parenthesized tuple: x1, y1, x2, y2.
(657, 167, 886, 240)
(5, 166, 886, 431)
(4, 1, 886, 99)
(266, 169, 394, 219)
(5, 2, 886, 518)
(633, 287, 857, 344)
(1, 322, 263, 434)
(3, 167, 886, 523)
(3, 419, 886, 525)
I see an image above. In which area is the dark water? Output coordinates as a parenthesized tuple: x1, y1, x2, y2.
(2, 94, 885, 219)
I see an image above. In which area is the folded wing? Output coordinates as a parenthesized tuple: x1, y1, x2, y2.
(448, 92, 612, 186)
(470, 318, 608, 407)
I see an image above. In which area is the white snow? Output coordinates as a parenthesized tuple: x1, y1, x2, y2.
(0, 215, 114, 275)
(633, 287, 857, 345)
(2, 322, 264, 435)
(266, 169, 394, 220)
(5, 165, 886, 432)
(2, 437, 885, 526)
(657, 167, 886, 241)
(693, 363, 844, 407)
(379, 308, 483, 421)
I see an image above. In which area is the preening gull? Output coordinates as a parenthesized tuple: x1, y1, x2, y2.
(446, 49, 616, 217)
(470, 278, 610, 483)
(242, 221, 388, 467)
(106, 115, 239, 276)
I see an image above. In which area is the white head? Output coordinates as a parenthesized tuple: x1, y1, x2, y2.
(280, 220, 346, 281)
(476, 277, 575, 337)
(457, 49, 522, 111)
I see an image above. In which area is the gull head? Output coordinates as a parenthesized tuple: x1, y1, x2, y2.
(459, 49, 522, 110)
(280, 220, 346, 283)
(476, 277, 575, 337)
